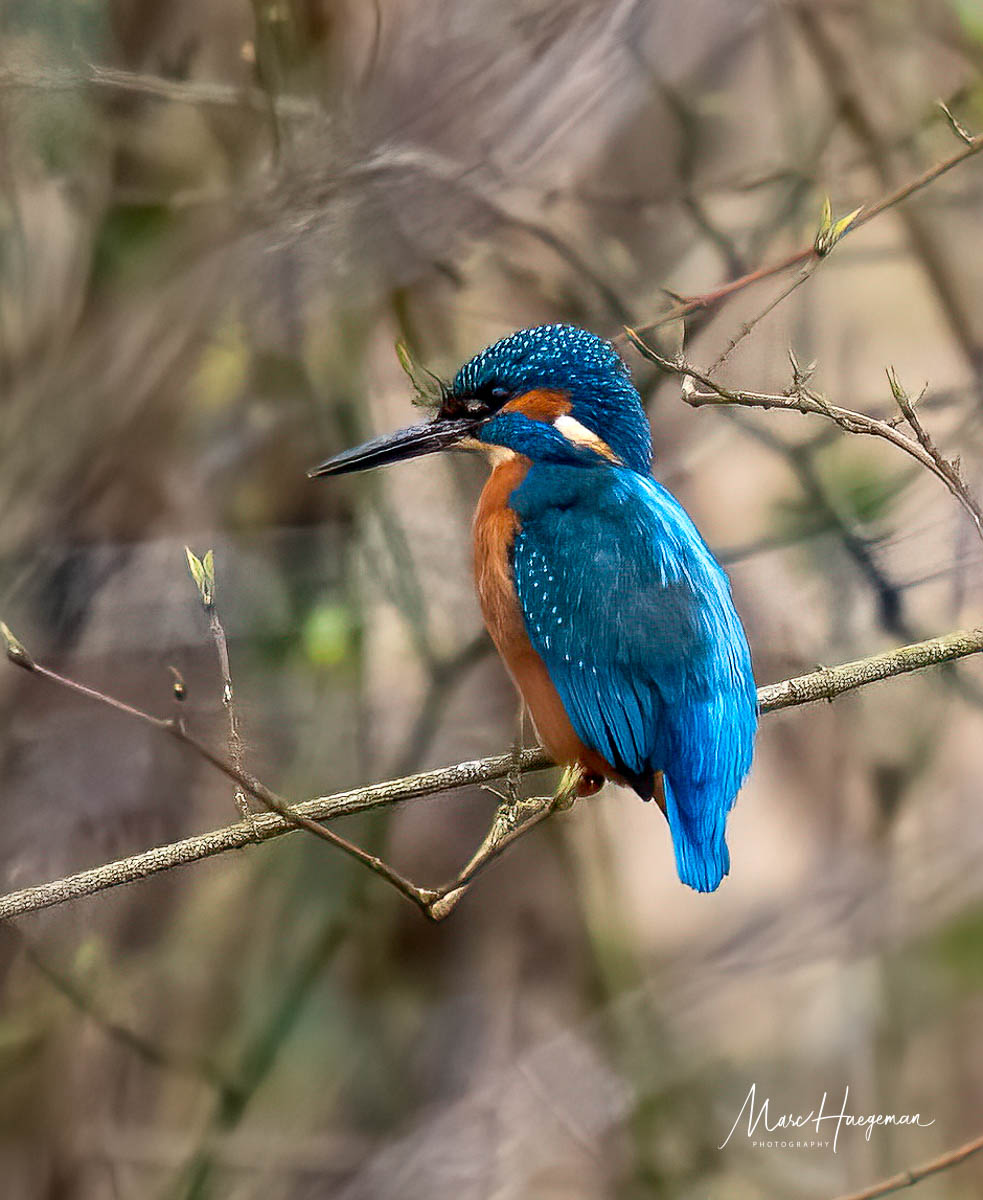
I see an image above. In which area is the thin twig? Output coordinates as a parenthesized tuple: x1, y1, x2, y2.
(1, 625, 982, 921)
(706, 263, 816, 376)
(0, 650, 440, 916)
(627, 124, 983, 336)
(207, 606, 248, 817)
(186, 549, 250, 819)
(887, 368, 983, 539)
(429, 801, 555, 921)
(830, 1128, 983, 1200)
(791, 4, 983, 376)
(429, 765, 583, 920)
(625, 335, 983, 545)
(938, 101, 975, 147)
(160, 722, 440, 915)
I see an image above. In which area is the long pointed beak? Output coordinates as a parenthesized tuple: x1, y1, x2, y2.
(308, 416, 479, 478)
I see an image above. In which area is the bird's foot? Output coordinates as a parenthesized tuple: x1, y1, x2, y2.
(427, 764, 583, 922)
(550, 763, 587, 811)
(494, 794, 546, 834)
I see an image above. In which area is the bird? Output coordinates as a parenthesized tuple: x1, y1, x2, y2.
(310, 324, 757, 892)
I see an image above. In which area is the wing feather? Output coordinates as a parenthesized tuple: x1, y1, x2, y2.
(510, 465, 757, 891)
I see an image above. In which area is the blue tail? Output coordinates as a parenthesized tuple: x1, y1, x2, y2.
(664, 776, 731, 893)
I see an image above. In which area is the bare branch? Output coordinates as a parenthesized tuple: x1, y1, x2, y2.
(791, 5, 983, 376)
(627, 123, 983, 336)
(938, 100, 975, 147)
(1, 625, 981, 921)
(756, 628, 983, 712)
(706, 264, 816, 376)
(185, 548, 250, 819)
(428, 765, 584, 920)
(0, 647, 442, 916)
(625, 334, 983, 545)
(886, 368, 983, 539)
(830, 1128, 983, 1200)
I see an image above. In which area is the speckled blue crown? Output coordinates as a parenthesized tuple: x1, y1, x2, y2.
(453, 324, 653, 474)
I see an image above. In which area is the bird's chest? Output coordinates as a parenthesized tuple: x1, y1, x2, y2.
(472, 457, 617, 779)
(472, 455, 531, 660)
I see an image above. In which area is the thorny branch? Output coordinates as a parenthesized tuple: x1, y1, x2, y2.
(1, 622, 982, 923)
(625, 333, 983, 546)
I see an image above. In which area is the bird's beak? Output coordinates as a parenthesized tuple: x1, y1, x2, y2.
(308, 416, 479, 478)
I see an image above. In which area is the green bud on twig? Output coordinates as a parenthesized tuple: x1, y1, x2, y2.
(552, 763, 583, 812)
(395, 341, 446, 409)
(788, 348, 817, 388)
(886, 366, 927, 413)
(185, 547, 215, 609)
(938, 101, 974, 146)
(814, 195, 863, 257)
(886, 365, 907, 404)
(0, 621, 35, 670)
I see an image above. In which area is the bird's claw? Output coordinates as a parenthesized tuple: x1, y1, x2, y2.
(494, 795, 545, 834)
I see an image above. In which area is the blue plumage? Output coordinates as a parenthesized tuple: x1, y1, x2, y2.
(474, 328, 757, 893)
(508, 461, 757, 892)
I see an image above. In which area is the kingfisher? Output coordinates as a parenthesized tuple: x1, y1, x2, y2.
(310, 325, 757, 892)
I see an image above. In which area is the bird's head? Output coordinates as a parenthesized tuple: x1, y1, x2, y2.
(309, 324, 652, 479)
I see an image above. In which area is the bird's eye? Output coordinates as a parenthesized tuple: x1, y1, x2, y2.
(490, 386, 510, 402)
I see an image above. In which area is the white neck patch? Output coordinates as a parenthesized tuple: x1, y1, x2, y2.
(553, 415, 621, 463)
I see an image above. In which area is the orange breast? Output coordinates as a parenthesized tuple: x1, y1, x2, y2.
(472, 455, 612, 785)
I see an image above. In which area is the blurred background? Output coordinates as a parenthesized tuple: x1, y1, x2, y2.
(2, 0, 983, 1196)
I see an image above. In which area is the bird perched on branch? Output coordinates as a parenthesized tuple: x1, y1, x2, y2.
(311, 325, 757, 891)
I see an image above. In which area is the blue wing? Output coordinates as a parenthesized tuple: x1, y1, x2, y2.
(510, 463, 757, 892)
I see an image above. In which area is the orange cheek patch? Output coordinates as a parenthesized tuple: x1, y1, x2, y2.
(503, 388, 572, 421)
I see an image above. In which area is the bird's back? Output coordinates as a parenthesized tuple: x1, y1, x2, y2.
(509, 461, 757, 892)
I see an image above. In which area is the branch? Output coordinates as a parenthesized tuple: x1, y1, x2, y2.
(756, 627, 983, 712)
(185, 548, 250, 819)
(886, 368, 983, 540)
(831, 1128, 983, 1200)
(625, 337, 983, 545)
(1, 623, 981, 921)
(0, 626, 444, 917)
(705, 263, 816, 376)
(791, 4, 983, 377)
(428, 764, 583, 921)
(628, 122, 983, 335)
